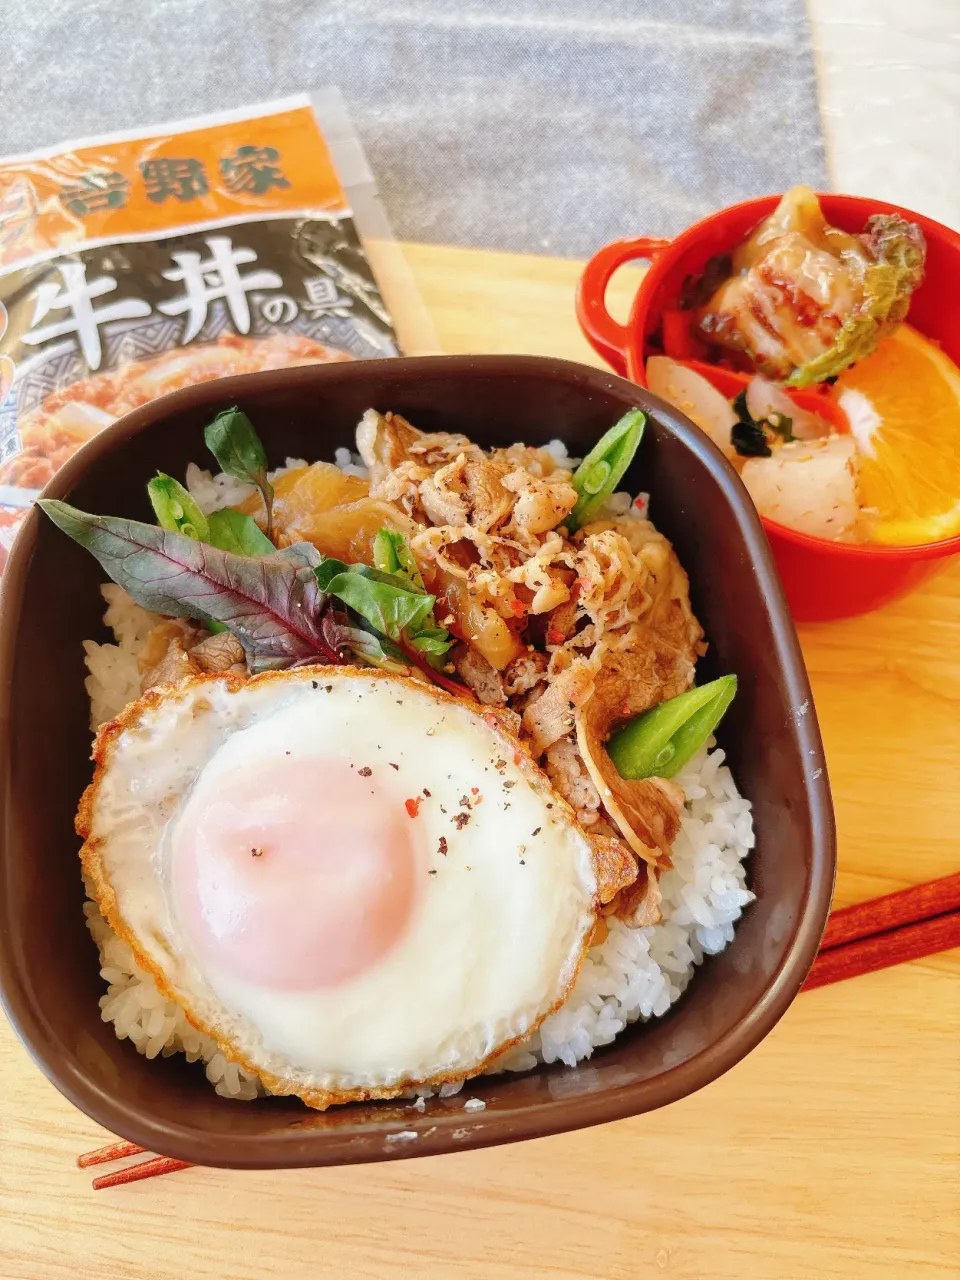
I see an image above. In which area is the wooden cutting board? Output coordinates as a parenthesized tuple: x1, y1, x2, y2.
(0, 241, 957, 1280)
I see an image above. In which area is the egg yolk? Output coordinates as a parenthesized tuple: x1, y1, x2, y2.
(170, 756, 419, 990)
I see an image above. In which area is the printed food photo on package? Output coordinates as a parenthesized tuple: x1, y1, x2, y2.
(0, 94, 401, 570)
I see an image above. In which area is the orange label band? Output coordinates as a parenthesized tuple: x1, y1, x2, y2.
(0, 102, 349, 270)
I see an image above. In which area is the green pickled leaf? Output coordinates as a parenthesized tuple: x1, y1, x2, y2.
(607, 675, 738, 780)
(38, 499, 340, 672)
(147, 473, 210, 542)
(787, 215, 926, 387)
(203, 407, 275, 539)
(567, 409, 646, 533)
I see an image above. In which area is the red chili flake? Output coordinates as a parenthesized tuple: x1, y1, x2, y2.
(422, 788, 432, 798)
(482, 713, 500, 731)
(389, 762, 400, 770)
(405, 797, 422, 818)
(546, 628, 565, 646)
(453, 812, 470, 830)
(509, 598, 526, 618)
(438, 837, 448, 856)
(474, 794, 484, 805)
(471, 787, 479, 795)
(357, 766, 373, 777)
(513, 750, 523, 765)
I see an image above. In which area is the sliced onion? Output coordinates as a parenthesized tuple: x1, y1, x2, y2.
(646, 357, 737, 458)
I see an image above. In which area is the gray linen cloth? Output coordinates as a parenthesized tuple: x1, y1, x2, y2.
(0, 0, 827, 256)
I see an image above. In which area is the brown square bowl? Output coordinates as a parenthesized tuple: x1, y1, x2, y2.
(0, 355, 835, 1169)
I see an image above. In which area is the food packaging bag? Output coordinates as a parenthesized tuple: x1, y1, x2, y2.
(0, 91, 416, 567)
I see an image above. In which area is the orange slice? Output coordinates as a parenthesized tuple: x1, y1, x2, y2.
(832, 324, 960, 545)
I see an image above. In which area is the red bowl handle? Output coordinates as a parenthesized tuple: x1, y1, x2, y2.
(576, 237, 670, 375)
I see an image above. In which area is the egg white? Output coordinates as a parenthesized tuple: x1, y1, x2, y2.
(79, 667, 599, 1107)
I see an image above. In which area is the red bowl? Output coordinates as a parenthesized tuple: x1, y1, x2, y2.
(576, 194, 960, 622)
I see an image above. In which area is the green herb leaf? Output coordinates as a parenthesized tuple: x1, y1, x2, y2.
(607, 675, 738, 780)
(317, 539, 455, 660)
(39, 499, 340, 672)
(206, 507, 276, 557)
(321, 569, 435, 642)
(203, 407, 275, 540)
(372, 527, 452, 658)
(147, 473, 210, 542)
(409, 627, 454, 655)
(568, 409, 646, 533)
(373, 527, 427, 592)
(314, 557, 349, 592)
(342, 614, 411, 673)
(730, 421, 772, 458)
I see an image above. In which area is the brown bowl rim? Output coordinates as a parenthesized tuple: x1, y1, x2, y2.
(0, 354, 836, 1169)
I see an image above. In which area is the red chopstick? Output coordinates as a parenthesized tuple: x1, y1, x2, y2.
(77, 1139, 145, 1168)
(91, 1155, 192, 1190)
(804, 909, 960, 991)
(818, 872, 960, 951)
(78, 1139, 193, 1188)
(803, 871, 960, 991)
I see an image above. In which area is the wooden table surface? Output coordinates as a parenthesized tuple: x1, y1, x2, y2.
(1, 242, 958, 1279)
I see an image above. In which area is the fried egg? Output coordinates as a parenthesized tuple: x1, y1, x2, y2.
(78, 667, 600, 1108)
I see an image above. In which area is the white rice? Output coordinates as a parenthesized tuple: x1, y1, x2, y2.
(184, 456, 310, 517)
(81, 443, 754, 1104)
